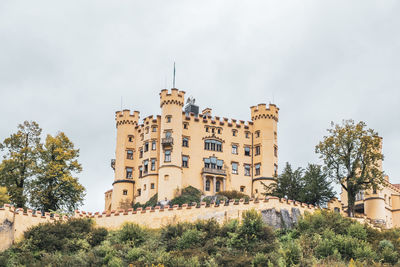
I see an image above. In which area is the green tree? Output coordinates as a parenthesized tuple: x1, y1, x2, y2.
(0, 121, 41, 208)
(0, 186, 10, 206)
(263, 162, 303, 201)
(300, 164, 335, 206)
(30, 132, 85, 212)
(316, 120, 384, 217)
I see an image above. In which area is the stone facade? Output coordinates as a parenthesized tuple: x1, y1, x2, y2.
(106, 88, 279, 211)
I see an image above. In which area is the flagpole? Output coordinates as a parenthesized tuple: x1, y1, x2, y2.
(173, 62, 176, 88)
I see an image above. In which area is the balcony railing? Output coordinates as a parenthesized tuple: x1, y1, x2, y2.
(110, 159, 115, 170)
(202, 167, 226, 176)
(161, 137, 174, 147)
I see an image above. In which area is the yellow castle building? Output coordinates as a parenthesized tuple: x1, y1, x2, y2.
(105, 88, 279, 211)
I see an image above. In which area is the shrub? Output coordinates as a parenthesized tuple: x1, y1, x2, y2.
(347, 223, 367, 241)
(280, 241, 302, 266)
(176, 229, 205, 250)
(117, 223, 147, 245)
(379, 240, 398, 264)
(217, 190, 249, 201)
(170, 186, 202, 206)
(132, 193, 158, 209)
(87, 227, 108, 247)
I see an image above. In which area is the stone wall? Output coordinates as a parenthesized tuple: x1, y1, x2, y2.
(0, 197, 345, 252)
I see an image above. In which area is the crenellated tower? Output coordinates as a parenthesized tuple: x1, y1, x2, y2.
(110, 109, 140, 210)
(157, 89, 185, 202)
(250, 103, 279, 198)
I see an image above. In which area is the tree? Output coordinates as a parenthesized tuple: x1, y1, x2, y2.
(30, 132, 85, 212)
(315, 120, 384, 217)
(263, 162, 304, 201)
(0, 121, 41, 208)
(301, 164, 335, 206)
(0, 186, 10, 206)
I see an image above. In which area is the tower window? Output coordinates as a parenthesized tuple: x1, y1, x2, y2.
(232, 145, 238, 154)
(166, 116, 172, 123)
(151, 158, 156, 171)
(255, 131, 260, 138)
(216, 181, 221, 192)
(128, 135, 134, 142)
(152, 126, 157, 132)
(244, 146, 251, 156)
(165, 131, 172, 138)
(126, 167, 133, 179)
(144, 184, 147, 190)
(137, 189, 141, 196)
(182, 155, 189, 168)
(144, 142, 149, 152)
(144, 160, 149, 174)
(232, 162, 238, 174)
(145, 127, 149, 134)
(274, 145, 278, 157)
(140, 134, 144, 141)
(139, 148, 143, 158)
(152, 140, 156, 150)
(240, 186, 245, 192)
(164, 150, 171, 162)
(274, 164, 278, 176)
(274, 131, 277, 140)
(182, 137, 189, 147)
(206, 127, 209, 132)
(212, 128, 215, 134)
(217, 129, 221, 134)
(232, 130, 237, 136)
(183, 123, 188, 129)
(151, 183, 155, 189)
(255, 146, 260, 156)
(255, 163, 261, 176)
(139, 166, 143, 178)
(244, 165, 251, 176)
(245, 132, 250, 138)
(127, 150, 133, 160)
(123, 190, 127, 196)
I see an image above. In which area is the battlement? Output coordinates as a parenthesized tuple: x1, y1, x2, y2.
(115, 110, 140, 127)
(160, 88, 185, 108)
(250, 103, 279, 122)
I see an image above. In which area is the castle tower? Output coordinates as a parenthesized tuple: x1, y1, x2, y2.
(250, 104, 279, 198)
(110, 109, 140, 210)
(157, 89, 185, 201)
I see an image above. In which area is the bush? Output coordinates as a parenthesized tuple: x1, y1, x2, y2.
(217, 190, 249, 201)
(176, 229, 205, 250)
(132, 193, 158, 209)
(87, 227, 108, 247)
(379, 240, 399, 264)
(170, 186, 202, 206)
(117, 223, 147, 245)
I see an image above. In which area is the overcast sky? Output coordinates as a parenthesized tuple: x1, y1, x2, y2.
(1, 1, 399, 212)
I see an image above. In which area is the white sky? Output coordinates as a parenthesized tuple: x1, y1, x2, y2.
(0, 1, 399, 212)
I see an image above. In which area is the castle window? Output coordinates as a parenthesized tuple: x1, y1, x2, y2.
(144, 184, 147, 190)
(245, 132, 250, 138)
(127, 150, 133, 160)
(151, 158, 156, 171)
(140, 134, 144, 141)
(126, 167, 133, 179)
(204, 140, 222, 152)
(164, 150, 171, 162)
(216, 181, 221, 192)
(212, 128, 215, 134)
(244, 165, 251, 176)
(232, 162, 238, 174)
(128, 135, 134, 142)
(373, 188, 377, 194)
(240, 186, 245, 192)
(255, 146, 260, 156)
(218, 129, 221, 134)
(274, 164, 278, 176)
(255, 131, 260, 138)
(182, 137, 189, 147)
(232, 130, 237, 136)
(137, 189, 141, 196)
(166, 115, 172, 123)
(206, 127, 209, 132)
(183, 123, 188, 129)
(244, 146, 251, 156)
(182, 155, 189, 168)
(205, 180, 210, 191)
(139, 148, 143, 158)
(144, 142, 149, 152)
(165, 131, 172, 138)
(274, 131, 277, 140)
(164, 174, 169, 181)
(152, 140, 156, 150)
(139, 166, 143, 178)
(217, 159, 223, 170)
(123, 190, 127, 195)
(274, 145, 278, 157)
(232, 145, 238, 154)
(204, 158, 210, 168)
(152, 126, 157, 132)
(144, 160, 149, 174)
(145, 127, 149, 134)
(151, 183, 155, 189)
(255, 163, 261, 176)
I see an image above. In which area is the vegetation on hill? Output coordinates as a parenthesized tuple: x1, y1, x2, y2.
(1, 210, 399, 266)
(0, 121, 85, 212)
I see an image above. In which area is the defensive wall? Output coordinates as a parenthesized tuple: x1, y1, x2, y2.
(0, 197, 348, 252)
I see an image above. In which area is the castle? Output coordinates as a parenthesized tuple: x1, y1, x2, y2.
(105, 88, 279, 211)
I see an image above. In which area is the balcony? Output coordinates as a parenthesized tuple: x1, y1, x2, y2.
(110, 159, 115, 170)
(161, 137, 174, 147)
(202, 167, 226, 176)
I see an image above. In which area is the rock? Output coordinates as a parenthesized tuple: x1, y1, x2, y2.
(261, 208, 281, 229)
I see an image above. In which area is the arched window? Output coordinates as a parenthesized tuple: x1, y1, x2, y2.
(216, 181, 221, 192)
(205, 180, 210, 191)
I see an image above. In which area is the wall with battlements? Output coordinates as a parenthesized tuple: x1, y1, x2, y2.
(0, 197, 346, 252)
